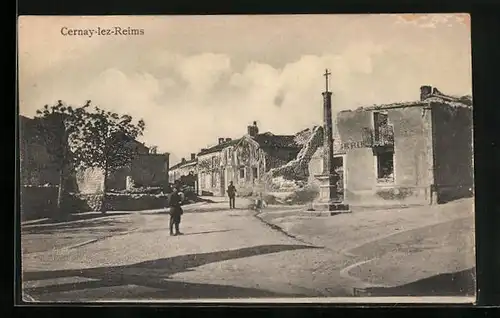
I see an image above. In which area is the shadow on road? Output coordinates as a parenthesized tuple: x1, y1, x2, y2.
(361, 268, 476, 297)
(22, 217, 132, 235)
(23, 244, 320, 299)
(23, 212, 131, 225)
(134, 229, 235, 236)
(181, 229, 235, 236)
(30, 279, 294, 301)
(142, 207, 250, 215)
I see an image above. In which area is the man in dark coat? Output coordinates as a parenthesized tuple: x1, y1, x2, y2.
(168, 187, 184, 236)
(227, 181, 237, 209)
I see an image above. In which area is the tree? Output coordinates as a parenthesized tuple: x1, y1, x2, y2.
(33, 100, 90, 217)
(72, 104, 145, 213)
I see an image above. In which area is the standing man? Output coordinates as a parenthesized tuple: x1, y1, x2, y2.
(168, 186, 184, 236)
(227, 181, 237, 209)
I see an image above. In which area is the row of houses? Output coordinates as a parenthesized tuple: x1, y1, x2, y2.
(170, 86, 474, 205)
(169, 121, 302, 196)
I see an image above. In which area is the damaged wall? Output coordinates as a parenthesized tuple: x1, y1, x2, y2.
(431, 102, 474, 203)
(335, 105, 434, 205)
(267, 126, 323, 182)
(197, 141, 264, 196)
(76, 153, 169, 193)
(336, 110, 375, 201)
(130, 154, 169, 188)
(197, 135, 302, 196)
(75, 167, 105, 194)
(197, 151, 223, 196)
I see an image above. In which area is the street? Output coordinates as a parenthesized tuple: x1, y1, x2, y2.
(21, 199, 475, 302)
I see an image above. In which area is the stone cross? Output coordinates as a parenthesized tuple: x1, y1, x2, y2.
(323, 68, 331, 93)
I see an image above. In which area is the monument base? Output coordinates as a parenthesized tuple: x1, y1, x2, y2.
(303, 174, 351, 216)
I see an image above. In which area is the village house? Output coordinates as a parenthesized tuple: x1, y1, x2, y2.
(168, 153, 198, 191)
(197, 122, 301, 196)
(308, 86, 473, 205)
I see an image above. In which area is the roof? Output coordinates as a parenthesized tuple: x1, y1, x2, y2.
(197, 138, 242, 156)
(170, 159, 197, 170)
(197, 132, 299, 156)
(252, 132, 299, 149)
(340, 92, 472, 113)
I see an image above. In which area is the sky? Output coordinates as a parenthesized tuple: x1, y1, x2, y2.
(18, 14, 472, 165)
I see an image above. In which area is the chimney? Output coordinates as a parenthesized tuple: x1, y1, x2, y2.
(247, 121, 259, 137)
(181, 158, 186, 163)
(218, 137, 225, 144)
(420, 85, 432, 101)
(225, 138, 232, 142)
(190, 153, 196, 160)
(432, 87, 444, 96)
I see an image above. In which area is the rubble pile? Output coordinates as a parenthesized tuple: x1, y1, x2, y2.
(265, 125, 324, 183)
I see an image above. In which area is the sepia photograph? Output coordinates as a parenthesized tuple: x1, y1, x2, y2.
(17, 14, 475, 303)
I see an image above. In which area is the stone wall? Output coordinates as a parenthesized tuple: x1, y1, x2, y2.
(75, 167, 105, 194)
(68, 193, 168, 212)
(74, 153, 169, 193)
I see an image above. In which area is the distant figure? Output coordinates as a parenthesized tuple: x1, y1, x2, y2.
(167, 187, 184, 236)
(227, 181, 237, 209)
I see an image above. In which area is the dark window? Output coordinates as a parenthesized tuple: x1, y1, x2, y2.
(252, 167, 258, 180)
(376, 150, 395, 183)
(373, 112, 394, 145)
(374, 112, 388, 129)
(239, 167, 245, 179)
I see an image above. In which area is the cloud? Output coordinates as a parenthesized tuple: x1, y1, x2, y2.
(178, 53, 232, 95)
(18, 15, 472, 164)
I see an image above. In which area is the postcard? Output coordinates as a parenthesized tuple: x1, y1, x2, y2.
(17, 14, 475, 303)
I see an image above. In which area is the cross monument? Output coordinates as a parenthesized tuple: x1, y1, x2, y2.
(309, 68, 351, 215)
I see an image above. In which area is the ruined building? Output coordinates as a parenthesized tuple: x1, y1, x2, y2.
(196, 121, 301, 196)
(308, 86, 473, 205)
(169, 153, 198, 192)
(76, 139, 170, 193)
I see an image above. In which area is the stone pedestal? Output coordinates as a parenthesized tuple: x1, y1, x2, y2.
(306, 174, 350, 216)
